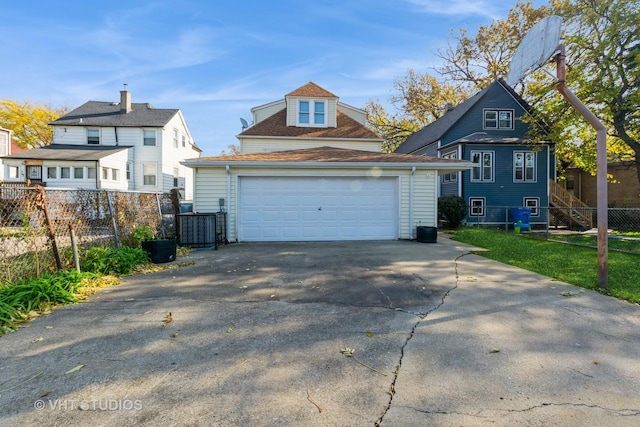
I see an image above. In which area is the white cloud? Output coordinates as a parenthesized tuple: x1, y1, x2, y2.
(405, 0, 503, 20)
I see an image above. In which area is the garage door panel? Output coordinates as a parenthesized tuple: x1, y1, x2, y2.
(239, 177, 397, 241)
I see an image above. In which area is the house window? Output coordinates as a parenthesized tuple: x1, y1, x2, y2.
(87, 128, 100, 144)
(61, 167, 70, 179)
(441, 151, 458, 183)
(47, 167, 57, 179)
(469, 197, 485, 217)
(143, 130, 156, 146)
(298, 100, 326, 126)
(102, 168, 109, 180)
(126, 162, 131, 180)
(182, 135, 186, 148)
(484, 110, 514, 130)
(112, 168, 119, 181)
(74, 167, 84, 179)
(524, 197, 539, 216)
(8, 166, 19, 179)
(88, 167, 96, 179)
(173, 129, 179, 148)
(471, 151, 494, 182)
(514, 151, 536, 182)
(173, 167, 179, 187)
(0, 133, 7, 155)
(143, 163, 157, 186)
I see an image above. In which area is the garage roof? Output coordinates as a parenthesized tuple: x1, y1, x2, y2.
(183, 146, 473, 170)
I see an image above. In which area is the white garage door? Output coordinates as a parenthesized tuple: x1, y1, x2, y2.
(239, 176, 398, 241)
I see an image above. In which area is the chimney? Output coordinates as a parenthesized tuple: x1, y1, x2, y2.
(120, 86, 132, 113)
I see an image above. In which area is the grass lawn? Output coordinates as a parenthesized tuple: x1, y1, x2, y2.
(449, 228, 640, 303)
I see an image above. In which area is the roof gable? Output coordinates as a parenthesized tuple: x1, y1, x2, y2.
(395, 78, 538, 154)
(286, 82, 337, 98)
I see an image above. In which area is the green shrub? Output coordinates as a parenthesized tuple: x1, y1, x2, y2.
(0, 270, 95, 333)
(80, 246, 148, 275)
(438, 195, 467, 229)
(127, 226, 155, 249)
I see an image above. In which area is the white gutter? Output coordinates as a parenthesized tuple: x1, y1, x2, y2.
(409, 166, 416, 240)
(226, 165, 232, 242)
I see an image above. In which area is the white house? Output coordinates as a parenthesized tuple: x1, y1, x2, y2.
(0, 90, 201, 199)
(182, 82, 472, 242)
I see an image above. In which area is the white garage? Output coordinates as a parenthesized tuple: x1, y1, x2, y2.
(238, 176, 398, 241)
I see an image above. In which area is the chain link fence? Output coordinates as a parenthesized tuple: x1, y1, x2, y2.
(464, 205, 640, 254)
(0, 186, 177, 283)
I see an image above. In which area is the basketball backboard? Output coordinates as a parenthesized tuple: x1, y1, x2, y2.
(507, 15, 562, 85)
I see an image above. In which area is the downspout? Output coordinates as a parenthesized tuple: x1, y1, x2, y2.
(95, 160, 100, 189)
(409, 166, 415, 240)
(226, 165, 232, 242)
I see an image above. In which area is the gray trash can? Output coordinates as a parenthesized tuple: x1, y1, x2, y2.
(416, 226, 437, 243)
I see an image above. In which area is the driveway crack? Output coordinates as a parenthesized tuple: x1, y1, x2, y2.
(374, 252, 469, 426)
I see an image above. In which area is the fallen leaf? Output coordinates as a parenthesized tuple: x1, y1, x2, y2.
(65, 364, 85, 374)
(172, 332, 178, 338)
(226, 327, 233, 333)
(366, 331, 373, 338)
(340, 348, 355, 357)
(31, 337, 43, 343)
(490, 348, 501, 353)
(162, 312, 173, 328)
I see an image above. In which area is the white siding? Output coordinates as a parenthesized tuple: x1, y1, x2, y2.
(337, 103, 367, 125)
(252, 100, 285, 125)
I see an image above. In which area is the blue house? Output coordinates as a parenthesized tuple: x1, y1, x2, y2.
(395, 78, 557, 229)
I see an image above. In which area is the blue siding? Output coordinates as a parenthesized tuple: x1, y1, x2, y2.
(441, 84, 532, 147)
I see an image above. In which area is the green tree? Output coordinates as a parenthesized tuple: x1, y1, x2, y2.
(436, 2, 551, 92)
(365, 71, 468, 152)
(0, 100, 67, 149)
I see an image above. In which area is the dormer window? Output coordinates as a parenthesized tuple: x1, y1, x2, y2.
(298, 100, 326, 126)
(484, 109, 514, 130)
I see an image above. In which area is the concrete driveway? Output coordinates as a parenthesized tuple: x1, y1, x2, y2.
(1, 236, 639, 426)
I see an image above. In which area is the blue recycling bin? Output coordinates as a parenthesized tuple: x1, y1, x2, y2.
(510, 208, 531, 232)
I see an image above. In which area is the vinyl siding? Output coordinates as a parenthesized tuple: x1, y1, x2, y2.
(192, 166, 439, 242)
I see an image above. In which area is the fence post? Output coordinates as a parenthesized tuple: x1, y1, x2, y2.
(155, 193, 165, 238)
(35, 187, 63, 270)
(69, 223, 80, 272)
(105, 190, 121, 248)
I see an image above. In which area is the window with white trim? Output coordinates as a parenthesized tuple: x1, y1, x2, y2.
(182, 135, 186, 148)
(61, 167, 70, 179)
(441, 151, 458, 183)
(102, 167, 109, 180)
(47, 167, 57, 179)
(484, 109, 514, 130)
(126, 162, 131, 180)
(514, 151, 536, 182)
(111, 168, 119, 181)
(173, 167, 179, 187)
(524, 197, 539, 216)
(8, 166, 19, 179)
(173, 129, 179, 148)
(74, 167, 84, 179)
(143, 129, 156, 146)
(143, 163, 157, 186)
(298, 100, 326, 126)
(87, 128, 100, 144)
(88, 167, 96, 179)
(469, 197, 485, 217)
(471, 151, 494, 182)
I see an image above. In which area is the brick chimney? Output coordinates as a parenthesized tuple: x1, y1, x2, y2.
(120, 89, 132, 113)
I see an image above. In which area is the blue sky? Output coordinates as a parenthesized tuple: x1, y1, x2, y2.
(1, 0, 543, 156)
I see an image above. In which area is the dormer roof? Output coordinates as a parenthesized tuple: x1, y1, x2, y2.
(286, 82, 337, 98)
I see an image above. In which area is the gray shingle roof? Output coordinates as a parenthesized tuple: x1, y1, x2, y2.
(1, 144, 130, 161)
(50, 101, 179, 127)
